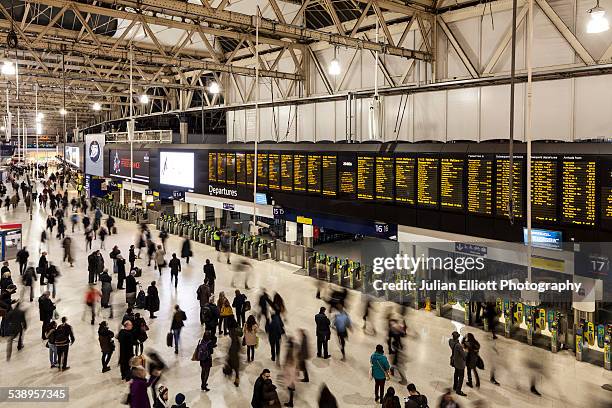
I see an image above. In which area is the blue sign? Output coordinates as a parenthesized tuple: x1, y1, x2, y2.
(455, 242, 487, 257)
(172, 191, 185, 200)
(524, 228, 562, 250)
(223, 203, 235, 211)
(255, 193, 268, 205)
(273, 206, 285, 219)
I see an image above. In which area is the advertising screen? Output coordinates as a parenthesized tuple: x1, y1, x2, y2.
(64, 146, 80, 168)
(160, 151, 195, 188)
(85, 133, 105, 176)
(109, 149, 150, 183)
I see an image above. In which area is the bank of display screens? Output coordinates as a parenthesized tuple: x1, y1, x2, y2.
(208, 153, 217, 182)
(357, 156, 375, 200)
(322, 156, 337, 197)
(109, 149, 150, 183)
(246, 154, 254, 186)
(440, 158, 464, 210)
(226, 153, 236, 184)
(395, 157, 415, 205)
(338, 154, 356, 199)
(418, 157, 439, 208)
(495, 155, 524, 219)
(294, 154, 307, 192)
(531, 156, 557, 222)
(236, 153, 246, 185)
(467, 155, 492, 215)
(308, 155, 322, 194)
(561, 157, 595, 226)
(257, 153, 268, 188)
(281, 154, 293, 191)
(376, 157, 394, 201)
(217, 153, 226, 183)
(268, 153, 280, 190)
(160, 151, 194, 189)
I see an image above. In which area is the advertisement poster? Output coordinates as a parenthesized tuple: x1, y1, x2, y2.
(160, 151, 194, 189)
(64, 146, 80, 168)
(110, 149, 150, 183)
(85, 133, 105, 176)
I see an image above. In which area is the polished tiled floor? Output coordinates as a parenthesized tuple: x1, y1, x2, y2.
(0, 187, 611, 408)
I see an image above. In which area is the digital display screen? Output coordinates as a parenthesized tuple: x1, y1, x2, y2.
(440, 158, 464, 210)
(64, 146, 80, 168)
(246, 154, 254, 186)
(281, 154, 293, 191)
(600, 160, 612, 229)
(467, 156, 492, 215)
(257, 153, 268, 189)
(495, 155, 524, 219)
(395, 157, 415, 205)
(322, 155, 337, 197)
(160, 151, 195, 189)
(208, 152, 217, 182)
(226, 153, 236, 184)
(268, 153, 280, 190)
(561, 157, 595, 226)
(109, 149, 150, 183)
(294, 154, 307, 192)
(217, 152, 226, 183)
(376, 156, 394, 201)
(357, 156, 375, 200)
(308, 155, 322, 194)
(338, 155, 356, 198)
(417, 157, 439, 208)
(531, 156, 557, 222)
(236, 153, 246, 185)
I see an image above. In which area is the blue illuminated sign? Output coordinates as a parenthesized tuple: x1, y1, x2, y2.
(524, 228, 562, 250)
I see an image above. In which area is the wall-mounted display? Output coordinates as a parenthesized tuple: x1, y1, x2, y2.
(160, 151, 194, 189)
(110, 149, 150, 183)
(85, 133, 105, 176)
(64, 146, 80, 168)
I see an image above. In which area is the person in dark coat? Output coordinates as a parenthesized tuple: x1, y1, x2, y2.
(297, 329, 310, 382)
(38, 252, 49, 285)
(129, 245, 137, 272)
(21, 265, 37, 302)
(226, 320, 242, 387)
(266, 312, 285, 363)
(449, 331, 467, 396)
(16, 247, 29, 275)
(318, 384, 338, 408)
(180, 238, 192, 264)
(315, 307, 331, 358)
(117, 255, 127, 290)
(170, 305, 187, 354)
(251, 369, 272, 408)
(232, 289, 247, 328)
(117, 320, 136, 381)
(197, 281, 211, 325)
(145, 281, 160, 319)
(38, 291, 55, 340)
(463, 333, 481, 388)
(100, 270, 113, 308)
(125, 271, 138, 308)
(106, 216, 115, 235)
(87, 252, 97, 284)
(168, 254, 181, 289)
(98, 321, 115, 372)
(5, 302, 26, 361)
(129, 365, 154, 407)
(203, 259, 216, 293)
(197, 331, 216, 391)
(46, 264, 59, 298)
(133, 313, 149, 355)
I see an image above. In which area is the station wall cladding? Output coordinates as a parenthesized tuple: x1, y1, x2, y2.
(131, 142, 612, 243)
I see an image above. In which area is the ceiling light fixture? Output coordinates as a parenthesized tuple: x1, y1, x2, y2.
(1, 60, 15, 76)
(328, 46, 341, 76)
(139, 94, 149, 104)
(92, 102, 101, 111)
(587, 0, 610, 33)
(208, 81, 221, 95)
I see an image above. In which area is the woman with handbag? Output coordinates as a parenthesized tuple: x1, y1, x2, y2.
(463, 333, 481, 388)
(243, 315, 259, 363)
(217, 293, 233, 336)
(370, 344, 391, 403)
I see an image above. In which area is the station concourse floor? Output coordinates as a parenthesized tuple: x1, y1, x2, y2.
(0, 201, 611, 408)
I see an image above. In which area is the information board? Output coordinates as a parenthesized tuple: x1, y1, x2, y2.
(417, 157, 439, 208)
(268, 153, 280, 190)
(281, 154, 293, 191)
(217, 152, 226, 183)
(357, 156, 375, 200)
(467, 155, 492, 215)
(376, 156, 394, 201)
(322, 155, 337, 197)
(226, 153, 236, 184)
(395, 157, 415, 205)
(208, 152, 217, 182)
(308, 155, 322, 194)
(257, 153, 268, 189)
(338, 155, 356, 198)
(294, 154, 307, 192)
(531, 156, 557, 222)
(495, 156, 524, 219)
(236, 153, 246, 185)
(440, 158, 464, 210)
(561, 157, 595, 226)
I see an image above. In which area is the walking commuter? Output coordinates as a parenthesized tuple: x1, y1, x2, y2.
(129, 365, 154, 407)
(45, 320, 58, 368)
(46, 263, 59, 299)
(154, 385, 169, 408)
(318, 384, 338, 408)
(5, 302, 26, 361)
(54, 316, 75, 371)
(195, 331, 216, 391)
(449, 331, 467, 396)
(38, 291, 55, 340)
(225, 321, 242, 387)
(463, 333, 481, 388)
(267, 312, 285, 363)
(370, 344, 391, 403)
(219, 296, 234, 336)
(84, 285, 101, 325)
(404, 384, 428, 408)
(133, 313, 149, 355)
(154, 245, 166, 274)
(21, 264, 37, 302)
(125, 271, 138, 308)
(297, 329, 310, 382)
(168, 254, 181, 289)
(62, 236, 73, 267)
(87, 251, 97, 284)
(85, 227, 94, 251)
(100, 270, 113, 309)
(244, 315, 259, 363)
(315, 307, 331, 359)
(117, 320, 135, 381)
(202, 296, 219, 336)
(197, 281, 211, 324)
(98, 321, 115, 373)
(333, 305, 351, 360)
(16, 247, 28, 275)
(283, 340, 298, 407)
(203, 259, 216, 293)
(181, 238, 192, 264)
(106, 216, 115, 235)
(38, 252, 49, 285)
(170, 305, 187, 354)
(98, 226, 108, 249)
(232, 289, 247, 328)
(129, 245, 137, 272)
(381, 387, 401, 408)
(146, 281, 160, 319)
(117, 254, 127, 289)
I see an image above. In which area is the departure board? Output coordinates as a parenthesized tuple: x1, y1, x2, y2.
(417, 157, 439, 208)
(268, 153, 280, 190)
(322, 155, 337, 197)
(308, 155, 322, 194)
(376, 156, 394, 201)
(226, 153, 236, 184)
(246, 153, 255, 186)
(600, 161, 612, 229)
(208, 152, 217, 182)
(467, 156, 492, 215)
(281, 154, 293, 191)
(531, 156, 557, 222)
(357, 156, 375, 200)
(561, 157, 595, 226)
(294, 154, 307, 192)
(440, 158, 464, 210)
(257, 153, 268, 189)
(495, 156, 524, 219)
(395, 157, 415, 205)
(236, 153, 246, 185)
(338, 155, 356, 198)
(217, 152, 226, 183)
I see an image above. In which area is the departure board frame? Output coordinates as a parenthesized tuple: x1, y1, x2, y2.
(293, 153, 308, 192)
(236, 153, 246, 186)
(217, 152, 226, 184)
(322, 154, 338, 197)
(395, 154, 416, 206)
(494, 154, 526, 221)
(439, 154, 466, 212)
(466, 154, 494, 217)
(268, 152, 281, 191)
(280, 153, 294, 192)
(208, 152, 217, 182)
(226, 152, 236, 185)
(307, 154, 322, 194)
(599, 159, 612, 231)
(530, 155, 559, 224)
(257, 153, 269, 190)
(375, 155, 395, 202)
(338, 152, 357, 200)
(560, 155, 597, 228)
(357, 155, 376, 201)
(417, 153, 440, 209)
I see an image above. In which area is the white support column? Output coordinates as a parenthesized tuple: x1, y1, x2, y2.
(214, 207, 223, 228)
(303, 224, 313, 248)
(196, 205, 206, 222)
(120, 187, 125, 204)
(285, 221, 297, 244)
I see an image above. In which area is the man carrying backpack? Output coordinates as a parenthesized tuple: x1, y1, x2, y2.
(194, 331, 216, 391)
(404, 383, 428, 408)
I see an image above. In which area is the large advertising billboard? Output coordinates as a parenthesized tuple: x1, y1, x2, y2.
(110, 149, 150, 183)
(160, 151, 194, 189)
(64, 145, 80, 168)
(85, 133, 105, 176)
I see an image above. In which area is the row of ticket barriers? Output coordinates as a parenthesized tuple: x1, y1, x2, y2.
(155, 214, 274, 261)
(99, 200, 147, 222)
(306, 251, 363, 290)
(431, 294, 612, 369)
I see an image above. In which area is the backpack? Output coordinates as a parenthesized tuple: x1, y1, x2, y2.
(201, 305, 213, 324)
(197, 340, 211, 362)
(410, 395, 428, 408)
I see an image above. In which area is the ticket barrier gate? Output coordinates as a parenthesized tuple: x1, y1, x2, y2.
(604, 325, 611, 370)
(236, 234, 247, 254)
(550, 312, 561, 353)
(349, 261, 362, 290)
(326, 256, 338, 283)
(256, 238, 269, 261)
(248, 237, 259, 258)
(576, 319, 585, 362)
(525, 306, 536, 346)
(309, 252, 326, 280)
(503, 301, 514, 338)
(338, 259, 350, 287)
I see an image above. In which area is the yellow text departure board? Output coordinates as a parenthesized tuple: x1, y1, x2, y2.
(208, 152, 217, 182)
(226, 153, 236, 184)
(281, 154, 293, 191)
(495, 156, 524, 219)
(440, 158, 464, 210)
(531, 157, 557, 222)
(217, 152, 226, 183)
(268, 153, 280, 190)
(308, 155, 322, 193)
(395, 157, 415, 204)
(322, 155, 337, 196)
(376, 157, 394, 201)
(561, 158, 595, 226)
(467, 156, 492, 215)
(357, 156, 375, 200)
(236, 153, 246, 185)
(294, 154, 307, 192)
(417, 157, 439, 207)
(257, 153, 268, 188)
(246, 153, 255, 186)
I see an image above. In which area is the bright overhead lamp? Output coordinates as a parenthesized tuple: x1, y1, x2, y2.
(92, 102, 102, 111)
(328, 46, 341, 76)
(0, 126, 5, 132)
(208, 81, 221, 95)
(36, 123, 43, 135)
(587, 0, 610, 33)
(59, 108, 67, 115)
(139, 94, 149, 104)
(1, 61, 15, 76)
(36, 112, 44, 122)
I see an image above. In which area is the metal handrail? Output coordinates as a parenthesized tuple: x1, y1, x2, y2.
(106, 129, 172, 143)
